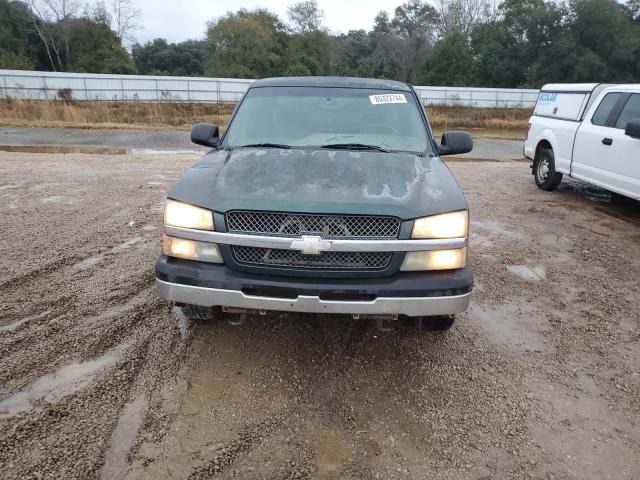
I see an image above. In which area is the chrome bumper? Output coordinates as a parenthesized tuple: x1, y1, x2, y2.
(156, 279, 472, 317)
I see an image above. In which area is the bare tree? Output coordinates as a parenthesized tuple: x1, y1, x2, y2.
(287, 0, 324, 33)
(26, 0, 80, 71)
(110, 0, 141, 43)
(41, 0, 80, 20)
(436, 0, 498, 36)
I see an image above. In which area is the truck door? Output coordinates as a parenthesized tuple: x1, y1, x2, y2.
(608, 94, 640, 199)
(571, 92, 638, 196)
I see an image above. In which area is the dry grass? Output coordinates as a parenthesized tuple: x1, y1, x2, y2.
(0, 99, 234, 131)
(427, 105, 531, 131)
(0, 99, 531, 133)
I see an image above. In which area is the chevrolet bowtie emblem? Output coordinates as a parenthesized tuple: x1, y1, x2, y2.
(289, 235, 332, 255)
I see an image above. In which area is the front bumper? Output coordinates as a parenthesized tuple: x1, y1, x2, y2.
(156, 256, 473, 317)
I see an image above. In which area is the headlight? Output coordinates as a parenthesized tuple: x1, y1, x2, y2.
(163, 235, 223, 263)
(164, 199, 213, 230)
(411, 211, 468, 239)
(401, 248, 466, 271)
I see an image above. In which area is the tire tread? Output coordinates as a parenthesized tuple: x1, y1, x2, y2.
(181, 304, 218, 322)
(534, 147, 562, 191)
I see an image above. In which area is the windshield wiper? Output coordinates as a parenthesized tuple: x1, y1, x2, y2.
(235, 143, 292, 149)
(321, 143, 389, 153)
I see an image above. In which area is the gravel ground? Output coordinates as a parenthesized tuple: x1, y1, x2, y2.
(1, 151, 639, 480)
(0, 127, 524, 161)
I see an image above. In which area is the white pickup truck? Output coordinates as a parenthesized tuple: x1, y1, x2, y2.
(524, 83, 640, 200)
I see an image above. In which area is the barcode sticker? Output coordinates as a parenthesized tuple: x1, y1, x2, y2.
(369, 94, 407, 105)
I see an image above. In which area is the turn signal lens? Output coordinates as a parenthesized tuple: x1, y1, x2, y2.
(164, 199, 214, 230)
(401, 248, 466, 271)
(163, 235, 223, 263)
(411, 211, 468, 239)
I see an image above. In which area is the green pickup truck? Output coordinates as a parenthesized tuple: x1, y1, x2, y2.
(156, 77, 473, 330)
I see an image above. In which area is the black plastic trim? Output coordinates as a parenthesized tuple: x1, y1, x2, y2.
(156, 256, 474, 299)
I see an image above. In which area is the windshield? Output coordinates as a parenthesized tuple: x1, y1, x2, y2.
(223, 86, 431, 154)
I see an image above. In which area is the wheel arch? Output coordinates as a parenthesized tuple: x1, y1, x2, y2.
(533, 127, 559, 159)
(535, 139, 553, 158)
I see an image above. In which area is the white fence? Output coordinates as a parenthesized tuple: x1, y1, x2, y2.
(0, 69, 539, 108)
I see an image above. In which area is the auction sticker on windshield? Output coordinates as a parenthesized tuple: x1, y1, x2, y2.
(369, 94, 407, 105)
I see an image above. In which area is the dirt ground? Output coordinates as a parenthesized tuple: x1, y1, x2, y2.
(1, 152, 639, 480)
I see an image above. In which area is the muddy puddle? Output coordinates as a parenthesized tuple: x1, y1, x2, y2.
(0, 145, 130, 155)
(559, 179, 640, 226)
(0, 310, 51, 333)
(445, 156, 524, 163)
(0, 342, 128, 416)
(71, 236, 144, 273)
(467, 302, 550, 353)
(0, 145, 204, 156)
(89, 287, 155, 325)
(311, 428, 351, 476)
(507, 265, 546, 282)
(100, 398, 148, 480)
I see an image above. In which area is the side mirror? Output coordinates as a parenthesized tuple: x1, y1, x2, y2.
(438, 131, 473, 156)
(625, 120, 640, 139)
(191, 123, 219, 147)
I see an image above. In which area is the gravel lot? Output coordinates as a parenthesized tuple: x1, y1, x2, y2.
(1, 151, 639, 480)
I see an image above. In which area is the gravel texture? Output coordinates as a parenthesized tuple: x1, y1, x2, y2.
(1, 152, 639, 479)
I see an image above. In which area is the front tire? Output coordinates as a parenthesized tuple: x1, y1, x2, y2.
(534, 148, 562, 191)
(180, 304, 220, 322)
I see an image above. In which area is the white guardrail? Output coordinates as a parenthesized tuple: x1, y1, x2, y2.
(0, 69, 539, 108)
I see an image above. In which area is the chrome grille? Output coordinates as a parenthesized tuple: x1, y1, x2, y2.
(226, 211, 400, 239)
(232, 247, 392, 270)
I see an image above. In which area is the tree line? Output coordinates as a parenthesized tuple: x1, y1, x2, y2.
(1, 0, 639, 88)
(0, 0, 140, 73)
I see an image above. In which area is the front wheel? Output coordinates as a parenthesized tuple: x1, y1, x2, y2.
(534, 148, 563, 191)
(180, 304, 220, 322)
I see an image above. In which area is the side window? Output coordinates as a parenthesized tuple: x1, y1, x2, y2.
(615, 94, 640, 129)
(591, 93, 623, 126)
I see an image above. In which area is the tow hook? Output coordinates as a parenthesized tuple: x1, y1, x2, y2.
(227, 313, 247, 326)
(222, 306, 267, 325)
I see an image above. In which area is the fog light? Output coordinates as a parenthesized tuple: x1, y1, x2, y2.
(401, 248, 466, 271)
(163, 235, 223, 263)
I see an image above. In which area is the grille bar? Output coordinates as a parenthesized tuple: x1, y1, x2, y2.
(226, 211, 401, 239)
(232, 246, 392, 270)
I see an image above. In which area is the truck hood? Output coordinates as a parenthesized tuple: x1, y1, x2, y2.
(168, 148, 467, 220)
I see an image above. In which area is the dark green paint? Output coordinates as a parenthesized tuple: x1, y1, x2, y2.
(169, 147, 467, 220)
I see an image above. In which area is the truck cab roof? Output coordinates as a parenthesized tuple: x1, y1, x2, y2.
(540, 83, 602, 92)
(541, 83, 640, 92)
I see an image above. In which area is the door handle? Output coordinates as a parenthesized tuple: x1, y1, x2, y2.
(602, 138, 613, 146)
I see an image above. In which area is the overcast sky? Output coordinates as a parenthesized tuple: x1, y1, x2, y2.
(134, 0, 397, 44)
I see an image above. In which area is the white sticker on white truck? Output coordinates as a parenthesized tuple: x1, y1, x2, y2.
(534, 92, 590, 121)
(369, 94, 407, 105)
